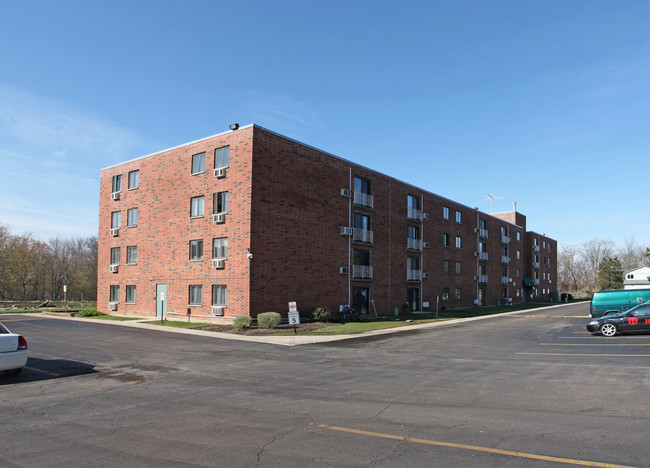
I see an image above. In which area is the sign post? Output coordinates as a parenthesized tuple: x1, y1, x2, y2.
(288, 301, 300, 334)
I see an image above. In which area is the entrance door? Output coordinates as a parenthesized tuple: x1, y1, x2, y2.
(478, 288, 486, 306)
(407, 288, 419, 311)
(352, 287, 369, 316)
(156, 284, 167, 319)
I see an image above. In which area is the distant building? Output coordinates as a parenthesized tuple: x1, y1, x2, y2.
(624, 266, 650, 290)
(97, 124, 557, 321)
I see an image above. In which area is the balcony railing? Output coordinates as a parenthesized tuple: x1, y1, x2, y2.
(407, 208, 423, 222)
(479, 228, 488, 239)
(407, 238, 423, 251)
(477, 274, 488, 284)
(533, 245, 540, 252)
(352, 228, 373, 244)
(533, 262, 540, 269)
(352, 265, 373, 280)
(501, 276, 509, 285)
(352, 191, 374, 209)
(501, 256, 511, 264)
(407, 269, 422, 282)
(479, 251, 488, 261)
(501, 235, 511, 244)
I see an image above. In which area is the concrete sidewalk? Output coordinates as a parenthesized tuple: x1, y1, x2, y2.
(35, 303, 576, 346)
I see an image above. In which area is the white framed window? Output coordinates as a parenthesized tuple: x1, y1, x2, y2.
(126, 245, 137, 265)
(109, 285, 120, 303)
(516, 231, 521, 241)
(126, 285, 136, 304)
(443, 206, 450, 219)
(189, 285, 203, 306)
(455, 236, 462, 249)
(189, 240, 203, 261)
(190, 196, 205, 218)
(442, 287, 449, 300)
(213, 237, 228, 259)
(442, 260, 449, 273)
(214, 192, 228, 213)
(455, 210, 462, 223)
(455, 288, 461, 300)
(443, 233, 450, 246)
(112, 174, 122, 193)
(191, 152, 206, 174)
(214, 146, 230, 168)
(110, 247, 120, 265)
(127, 208, 138, 227)
(455, 261, 461, 274)
(517, 250, 521, 259)
(111, 211, 121, 229)
(212, 284, 227, 306)
(128, 170, 139, 189)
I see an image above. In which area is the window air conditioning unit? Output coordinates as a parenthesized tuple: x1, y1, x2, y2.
(423, 272, 429, 279)
(110, 228, 119, 237)
(339, 267, 349, 274)
(340, 226, 353, 236)
(423, 242, 430, 248)
(212, 258, 225, 269)
(213, 213, 225, 224)
(109, 302, 118, 311)
(473, 251, 478, 256)
(111, 192, 120, 200)
(473, 228, 479, 233)
(423, 212, 430, 220)
(109, 265, 119, 273)
(473, 276, 478, 281)
(214, 167, 226, 178)
(211, 306, 225, 316)
(340, 188, 351, 197)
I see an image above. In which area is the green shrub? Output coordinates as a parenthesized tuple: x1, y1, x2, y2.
(257, 312, 281, 329)
(76, 309, 103, 317)
(233, 316, 252, 331)
(312, 306, 332, 322)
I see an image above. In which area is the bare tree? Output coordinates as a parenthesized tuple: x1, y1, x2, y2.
(617, 237, 649, 272)
(581, 239, 616, 294)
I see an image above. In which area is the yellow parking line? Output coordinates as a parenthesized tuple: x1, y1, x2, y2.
(541, 343, 650, 346)
(24, 366, 60, 377)
(319, 424, 635, 467)
(517, 352, 650, 357)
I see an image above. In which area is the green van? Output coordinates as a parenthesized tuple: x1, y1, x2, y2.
(590, 289, 650, 317)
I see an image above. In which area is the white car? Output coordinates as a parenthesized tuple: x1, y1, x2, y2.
(0, 322, 28, 376)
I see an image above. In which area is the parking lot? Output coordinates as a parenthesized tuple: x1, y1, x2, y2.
(2, 303, 649, 467)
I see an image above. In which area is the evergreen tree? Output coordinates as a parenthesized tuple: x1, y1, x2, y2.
(597, 257, 624, 290)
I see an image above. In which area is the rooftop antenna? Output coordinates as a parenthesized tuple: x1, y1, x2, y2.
(486, 194, 496, 213)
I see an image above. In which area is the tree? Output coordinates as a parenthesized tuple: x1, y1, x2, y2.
(581, 239, 615, 293)
(598, 257, 624, 290)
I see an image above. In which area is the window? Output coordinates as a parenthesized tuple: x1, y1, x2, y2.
(455, 210, 462, 223)
(214, 192, 228, 213)
(191, 152, 206, 174)
(455, 261, 462, 274)
(407, 225, 419, 239)
(128, 170, 139, 189)
(111, 211, 121, 229)
(213, 237, 228, 259)
(190, 196, 205, 218)
(516, 250, 521, 259)
(443, 233, 450, 246)
(479, 218, 487, 229)
(407, 256, 419, 271)
(110, 247, 120, 265)
(455, 236, 462, 249)
(126, 285, 136, 304)
(443, 206, 450, 219)
(214, 146, 230, 168)
(353, 212, 370, 230)
(408, 194, 420, 210)
(189, 240, 203, 261)
(126, 246, 137, 264)
(517, 269, 521, 278)
(212, 284, 227, 306)
(189, 285, 203, 305)
(112, 174, 122, 193)
(516, 231, 521, 241)
(127, 208, 138, 227)
(110, 285, 119, 303)
(455, 288, 461, 300)
(353, 249, 370, 266)
(442, 260, 449, 273)
(442, 287, 449, 300)
(354, 176, 371, 194)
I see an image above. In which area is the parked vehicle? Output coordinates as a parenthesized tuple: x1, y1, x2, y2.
(587, 303, 650, 336)
(590, 289, 650, 318)
(0, 322, 28, 376)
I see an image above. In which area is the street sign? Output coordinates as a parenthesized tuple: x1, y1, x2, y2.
(288, 310, 300, 325)
(289, 301, 297, 313)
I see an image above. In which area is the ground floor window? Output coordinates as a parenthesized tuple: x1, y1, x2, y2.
(212, 285, 227, 306)
(442, 287, 449, 300)
(455, 288, 461, 300)
(110, 285, 119, 303)
(126, 285, 136, 303)
(189, 285, 203, 305)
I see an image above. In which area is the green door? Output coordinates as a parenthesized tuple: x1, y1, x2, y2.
(156, 284, 167, 319)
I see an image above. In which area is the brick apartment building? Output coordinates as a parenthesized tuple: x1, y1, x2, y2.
(97, 124, 557, 321)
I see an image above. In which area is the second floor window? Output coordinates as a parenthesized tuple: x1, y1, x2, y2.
(214, 192, 229, 213)
(190, 196, 205, 218)
(127, 208, 138, 227)
(110, 247, 120, 265)
(213, 237, 228, 259)
(126, 246, 137, 264)
(353, 212, 370, 230)
(110, 285, 119, 303)
(190, 240, 203, 261)
(192, 152, 206, 174)
(111, 211, 121, 229)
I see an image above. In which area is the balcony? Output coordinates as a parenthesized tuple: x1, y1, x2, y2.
(407, 208, 423, 222)
(352, 228, 373, 244)
(407, 269, 422, 282)
(476, 274, 488, 284)
(479, 228, 488, 239)
(407, 238, 423, 251)
(533, 245, 540, 252)
(478, 251, 488, 261)
(501, 256, 511, 264)
(352, 265, 373, 280)
(533, 262, 540, 269)
(501, 235, 511, 244)
(352, 191, 374, 209)
(501, 276, 509, 285)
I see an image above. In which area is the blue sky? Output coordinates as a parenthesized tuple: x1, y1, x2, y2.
(1, 0, 649, 248)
